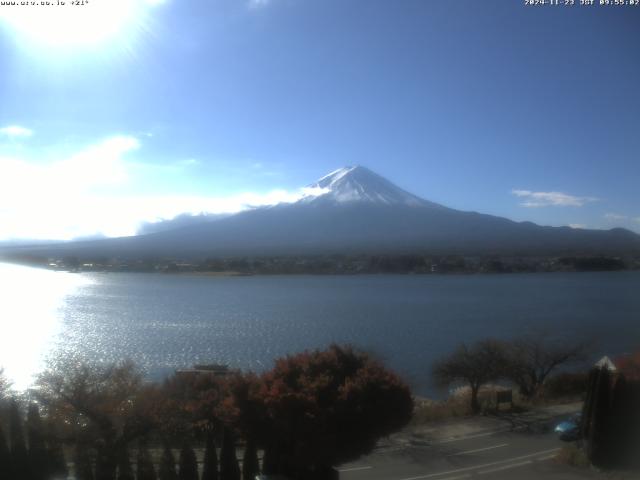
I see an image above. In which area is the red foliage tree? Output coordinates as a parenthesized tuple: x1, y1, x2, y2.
(258, 344, 413, 478)
(158, 371, 227, 436)
(219, 373, 267, 443)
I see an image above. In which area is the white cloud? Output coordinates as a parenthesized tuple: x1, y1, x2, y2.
(568, 224, 587, 229)
(511, 189, 598, 208)
(0, 125, 33, 138)
(0, 136, 317, 241)
(300, 186, 330, 197)
(0, 136, 139, 240)
(2, 189, 302, 240)
(604, 213, 627, 221)
(634, 217, 640, 224)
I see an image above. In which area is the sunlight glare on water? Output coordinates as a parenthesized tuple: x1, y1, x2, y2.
(0, 262, 90, 390)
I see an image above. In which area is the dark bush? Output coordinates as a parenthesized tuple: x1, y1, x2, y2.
(116, 445, 134, 480)
(241, 440, 259, 480)
(9, 400, 29, 480)
(27, 403, 48, 480)
(178, 443, 198, 480)
(0, 423, 10, 480)
(219, 427, 240, 480)
(542, 372, 588, 400)
(159, 444, 178, 480)
(201, 432, 219, 480)
(136, 441, 157, 480)
(75, 443, 95, 480)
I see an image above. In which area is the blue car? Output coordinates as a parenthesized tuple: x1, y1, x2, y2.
(554, 413, 582, 441)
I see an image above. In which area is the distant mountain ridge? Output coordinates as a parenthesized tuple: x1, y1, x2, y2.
(136, 213, 229, 235)
(2, 166, 640, 260)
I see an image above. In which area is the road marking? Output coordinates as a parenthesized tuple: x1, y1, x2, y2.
(396, 447, 561, 480)
(337, 465, 373, 472)
(537, 453, 558, 461)
(447, 443, 508, 456)
(434, 429, 511, 444)
(478, 460, 532, 474)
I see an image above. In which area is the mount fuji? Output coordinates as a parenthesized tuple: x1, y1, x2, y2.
(4, 166, 640, 259)
(299, 166, 439, 207)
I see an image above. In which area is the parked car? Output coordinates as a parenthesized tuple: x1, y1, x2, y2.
(554, 412, 582, 441)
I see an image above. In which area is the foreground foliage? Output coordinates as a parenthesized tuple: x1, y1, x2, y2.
(0, 344, 412, 480)
(259, 345, 413, 477)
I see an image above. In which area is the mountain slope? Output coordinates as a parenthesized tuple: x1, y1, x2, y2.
(3, 166, 640, 259)
(136, 213, 229, 235)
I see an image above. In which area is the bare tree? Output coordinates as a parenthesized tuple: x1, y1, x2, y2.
(36, 359, 154, 479)
(0, 368, 11, 400)
(432, 339, 508, 413)
(505, 331, 588, 399)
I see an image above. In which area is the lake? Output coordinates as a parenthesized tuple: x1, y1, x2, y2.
(1, 262, 638, 396)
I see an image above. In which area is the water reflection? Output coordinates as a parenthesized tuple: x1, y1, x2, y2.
(0, 264, 637, 397)
(0, 262, 90, 389)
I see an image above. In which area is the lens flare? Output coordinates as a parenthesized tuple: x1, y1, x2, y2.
(0, 0, 162, 50)
(0, 262, 90, 390)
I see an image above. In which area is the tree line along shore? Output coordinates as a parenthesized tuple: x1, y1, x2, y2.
(4, 252, 639, 275)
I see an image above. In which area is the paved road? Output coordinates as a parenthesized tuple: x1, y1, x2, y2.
(337, 406, 600, 480)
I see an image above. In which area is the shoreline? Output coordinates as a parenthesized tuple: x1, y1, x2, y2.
(0, 258, 638, 277)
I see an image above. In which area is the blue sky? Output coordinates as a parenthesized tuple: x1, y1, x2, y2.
(0, 0, 638, 239)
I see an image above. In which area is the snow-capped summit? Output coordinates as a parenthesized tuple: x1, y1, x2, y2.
(300, 165, 440, 207)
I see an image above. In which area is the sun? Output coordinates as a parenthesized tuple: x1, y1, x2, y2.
(0, 0, 161, 49)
